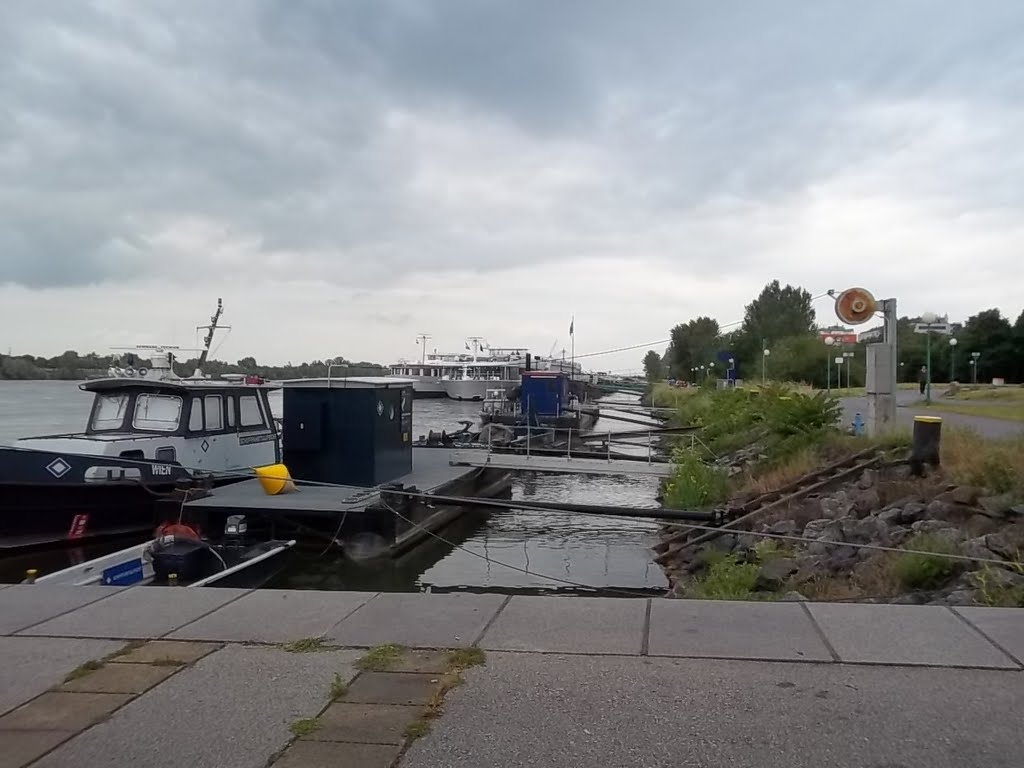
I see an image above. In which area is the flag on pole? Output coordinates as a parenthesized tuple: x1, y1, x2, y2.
(569, 317, 574, 336)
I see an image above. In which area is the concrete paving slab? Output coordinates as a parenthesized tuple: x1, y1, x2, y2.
(0, 637, 123, 717)
(308, 702, 420, 744)
(954, 607, 1024, 665)
(0, 585, 122, 635)
(344, 672, 439, 705)
(273, 741, 401, 768)
(110, 639, 221, 665)
(401, 652, 1024, 768)
(168, 588, 375, 643)
(807, 603, 1016, 668)
(20, 587, 248, 639)
(388, 650, 452, 674)
(648, 599, 833, 661)
(326, 593, 506, 648)
(0, 691, 133, 731)
(60, 662, 177, 694)
(0, 730, 74, 768)
(480, 596, 646, 654)
(33, 645, 361, 768)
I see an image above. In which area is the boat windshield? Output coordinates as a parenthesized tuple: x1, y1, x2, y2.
(90, 393, 131, 431)
(132, 393, 183, 432)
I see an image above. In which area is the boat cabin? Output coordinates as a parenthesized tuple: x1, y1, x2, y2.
(17, 377, 281, 471)
(520, 371, 570, 419)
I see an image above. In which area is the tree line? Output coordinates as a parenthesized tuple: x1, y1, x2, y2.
(0, 350, 387, 381)
(642, 280, 1024, 388)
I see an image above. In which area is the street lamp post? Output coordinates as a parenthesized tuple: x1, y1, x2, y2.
(762, 348, 770, 385)
(708, 361, 715, 381)
(843, 351, 855, 392)
(970, 352, 980, 384)
(948, 337, 958, 383)
(824, 336, 835, 394)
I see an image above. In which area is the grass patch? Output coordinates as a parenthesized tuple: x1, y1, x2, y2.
(738, 447, 819, 496)
(650, 383, 699, 408)
(923, 402, 1024, 423)
(289, 718, 320, 737)
(63, 659, 103, 682)
(107, 639, 147, 660)
(949, 386, 1024, 403)
(404, 718, 431, 740)
(330, 672, 348, 700)
(973, 564, 1024, 607)
(664, 449, 731, 508)
(447, 647, 486, 670)
(690, 555, 760, 600)
(150, 658, 187, 667)
(942, 429, 1024, 496)
(752, 539, 794, 561)
(280, 637, 328, 653)
(356, 643, 406, 671)
(893, 534, 961, 590)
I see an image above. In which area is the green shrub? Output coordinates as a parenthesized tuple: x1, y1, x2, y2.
(664, 449, 731, 508)
(893, 534, 960, 590)
(691, 555, 760, 600)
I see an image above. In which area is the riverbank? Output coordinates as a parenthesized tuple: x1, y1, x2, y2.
(1, 585, 1021, 767)
(651, 383, 1024, 606)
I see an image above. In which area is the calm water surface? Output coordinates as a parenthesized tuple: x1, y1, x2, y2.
(0, 381, 666, 593)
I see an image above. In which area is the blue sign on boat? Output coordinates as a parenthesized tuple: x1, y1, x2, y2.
(102, 558, 145, 586)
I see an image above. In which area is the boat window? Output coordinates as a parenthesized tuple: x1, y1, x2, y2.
(91, 393, 130, 431)
(226, 395, 236, 428)
(133, 394, 183, 432)
(205, 395, 223, 430)
(188, 398, 203, 431)
(239, 394, 264, 427)
(155, 447, 177, 463)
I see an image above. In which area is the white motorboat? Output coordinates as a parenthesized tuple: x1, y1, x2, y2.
(0, 300, 281, 551)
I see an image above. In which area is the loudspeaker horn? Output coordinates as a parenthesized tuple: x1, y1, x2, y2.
(834, 287, 877, 325)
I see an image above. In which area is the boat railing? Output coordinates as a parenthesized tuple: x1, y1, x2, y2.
(483, 424, 712, 464)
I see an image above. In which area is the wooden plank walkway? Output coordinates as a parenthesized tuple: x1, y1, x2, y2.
(447, 450, 674, 477)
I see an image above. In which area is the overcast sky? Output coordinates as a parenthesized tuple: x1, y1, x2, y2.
(2, 1, 1023, 373)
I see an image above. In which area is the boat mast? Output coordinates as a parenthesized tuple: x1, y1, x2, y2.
(193, 298, 224, 378)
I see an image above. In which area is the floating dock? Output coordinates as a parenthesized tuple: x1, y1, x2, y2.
(181, 448, 510, 554)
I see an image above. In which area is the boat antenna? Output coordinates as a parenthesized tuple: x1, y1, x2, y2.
(193, 298, 224, 378)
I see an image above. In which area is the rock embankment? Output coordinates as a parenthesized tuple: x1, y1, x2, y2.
(657, 464, 1024, 606)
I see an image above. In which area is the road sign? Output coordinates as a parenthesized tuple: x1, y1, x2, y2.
(819, 330, 858, 344)
(857, 326, 884, 343)
(914, 323, 952, 335)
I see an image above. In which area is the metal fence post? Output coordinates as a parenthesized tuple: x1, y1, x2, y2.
(526, 422, 531, 458)
(648, 431, 652, 464)
(567, 427, 572, 459)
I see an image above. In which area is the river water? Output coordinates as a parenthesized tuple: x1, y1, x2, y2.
(0, 381, 666, 594)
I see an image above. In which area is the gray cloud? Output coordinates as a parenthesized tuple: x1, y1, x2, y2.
(1, 0, 1023, 291)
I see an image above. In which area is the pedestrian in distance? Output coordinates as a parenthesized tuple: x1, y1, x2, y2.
(918, 365, 927, 395)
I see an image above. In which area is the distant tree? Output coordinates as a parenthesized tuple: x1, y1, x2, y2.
(642, 350, 664, 382)
(667, 316, 720, 379)
(734, 281, 816, 371)
(959, 309, 1016, 383)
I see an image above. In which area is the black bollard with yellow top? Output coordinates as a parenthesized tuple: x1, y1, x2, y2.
(909, 415, 942, 476)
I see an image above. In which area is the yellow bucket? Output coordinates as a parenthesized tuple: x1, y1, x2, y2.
(254, 463, 297, 496)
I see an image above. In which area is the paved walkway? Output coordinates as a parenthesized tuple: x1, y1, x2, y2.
(1, 585, 1022, 767)
(839, 390, 1023, 438)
